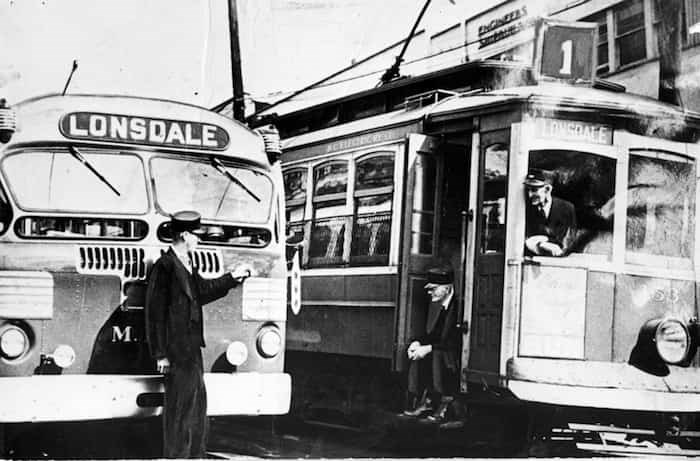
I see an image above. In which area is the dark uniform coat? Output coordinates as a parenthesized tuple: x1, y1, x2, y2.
(525, 196, 577, 249)
(409, 296, 461, 396)
(145, 248, 239, 458)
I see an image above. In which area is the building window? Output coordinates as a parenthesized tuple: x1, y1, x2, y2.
(350, 155, 394, 265)
(615, 0, 647, 67)
(584, 11, 610, 74)
(308, 161, 348, 266)
(283, 168, 307, 245)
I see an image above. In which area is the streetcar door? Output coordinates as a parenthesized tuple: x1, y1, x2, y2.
(396, 134, 442, 369)
(466, 130, 509, 376)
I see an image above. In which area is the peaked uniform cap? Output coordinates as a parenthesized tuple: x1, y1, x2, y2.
(523, 168, 552, 187)
(426, 267, 454, 285)
(171, 210, 202, 234)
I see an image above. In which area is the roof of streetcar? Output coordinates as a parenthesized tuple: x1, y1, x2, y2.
(7, 94, 270, 170)
(427, 84, 700, 126)
(282, 82, 700, 151)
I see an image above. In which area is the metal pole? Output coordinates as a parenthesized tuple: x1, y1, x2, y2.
(228, 0, 246, 122)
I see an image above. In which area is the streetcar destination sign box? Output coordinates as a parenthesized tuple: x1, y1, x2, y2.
(535, 117, 613, 145)
(60, 112, 230, 150)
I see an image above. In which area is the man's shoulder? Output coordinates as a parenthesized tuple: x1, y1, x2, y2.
(552, 196, 575, 212)
(152, 250, 176, 271)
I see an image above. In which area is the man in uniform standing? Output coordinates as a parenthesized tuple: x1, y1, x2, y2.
(145, 211, 251, 458)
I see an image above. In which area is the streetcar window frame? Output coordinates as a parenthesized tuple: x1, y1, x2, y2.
(283, 147, 399, 269)
(624, 148, 695, 270)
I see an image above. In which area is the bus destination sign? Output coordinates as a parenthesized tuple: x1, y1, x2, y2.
(534, 118, 613, 145)
(59, 112, 230, 150)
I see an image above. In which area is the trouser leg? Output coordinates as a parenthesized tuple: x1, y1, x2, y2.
(163, 353, 206, 459)
(190, 353, 208, 458)
(431, 350, 457, 396)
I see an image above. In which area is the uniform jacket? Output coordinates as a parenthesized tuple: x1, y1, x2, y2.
(525, 196, 577, 248)
(145, 248, 239, 363)
(416, 297, 460, 370)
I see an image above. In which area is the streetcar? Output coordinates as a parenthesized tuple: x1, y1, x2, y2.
(0, 94, 291, 452)
(266, 19, 700, 454)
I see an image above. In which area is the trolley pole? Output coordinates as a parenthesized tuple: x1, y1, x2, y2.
(227, 0, 246, 122)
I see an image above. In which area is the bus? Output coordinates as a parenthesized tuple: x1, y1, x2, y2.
(267, 19, 700, 455)
(0, 94, 290, 453)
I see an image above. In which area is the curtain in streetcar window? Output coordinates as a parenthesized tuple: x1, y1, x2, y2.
(626, 152, 695, 263)
(284, 168, 307, 242)
(480, 144, 508, 254)
(351, 155, 393, 265)
(410, 154, 437, 255)
(528, 150, 616, 258)
(309, 161, 348, 266)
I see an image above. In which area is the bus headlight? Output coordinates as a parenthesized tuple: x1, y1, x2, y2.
(226, 341, 248, 366)
(656, 319, 690, 364)
(256, 325, 282, 358)
(52, 345, 76, 368)
(0, 325, 28, 360)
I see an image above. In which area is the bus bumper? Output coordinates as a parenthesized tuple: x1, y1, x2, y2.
(0, 372, 291, 423)
(506, 357, 700, 412)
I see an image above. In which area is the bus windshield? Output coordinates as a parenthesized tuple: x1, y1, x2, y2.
(2, 149, 148, 214)
(151, 157, 273, 224)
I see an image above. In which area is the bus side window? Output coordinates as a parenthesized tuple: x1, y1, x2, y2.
(350, 154, 394, 266)
(528, 150, 617, 258)
(626, 152, 695, 264)
(0, 185, 11, 235)
(308, 161, 348, 267)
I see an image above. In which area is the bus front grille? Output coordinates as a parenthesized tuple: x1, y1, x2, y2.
(77, 246, 147, 280)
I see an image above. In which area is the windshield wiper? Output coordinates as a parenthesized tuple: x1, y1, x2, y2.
(68, 146, 121, 196)
(209, 156, 261, 203)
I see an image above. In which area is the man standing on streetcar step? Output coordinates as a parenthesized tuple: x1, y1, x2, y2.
(145, 210, 252, 458)
(402, 266, 461, 424)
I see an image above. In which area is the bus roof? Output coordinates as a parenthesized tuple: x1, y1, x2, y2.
(7, 94, 269, 169)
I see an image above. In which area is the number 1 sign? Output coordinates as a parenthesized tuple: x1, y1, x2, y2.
(533, 18, 597, 84)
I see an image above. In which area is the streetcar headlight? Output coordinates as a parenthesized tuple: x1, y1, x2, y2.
(52, 344, 76, 368)
(256, 325, 282, 358)
(0, 325, 28, 360)
(226, 341, 248, 366)
(655, 319, 690, 364)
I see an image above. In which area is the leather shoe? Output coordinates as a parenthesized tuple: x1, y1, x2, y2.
(426, 397, 453, 423)
(402, 397, 433, 417)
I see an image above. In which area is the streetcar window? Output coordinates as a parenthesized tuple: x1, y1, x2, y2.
(309, 161, 348, 266)
(2, 150, 147, 214)
(284, 168, 307, 246)
(151, 157, 273, 224)
(528, 150, 616, 258)
(614, 0, 646, 67)
(480, 144, 508, 254)
(350, 155, 394, 265)
(411, 154, 438, 255)
(626, 152, 695, 263)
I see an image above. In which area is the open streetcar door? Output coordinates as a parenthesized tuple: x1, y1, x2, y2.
(396, 134, 443, 369)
